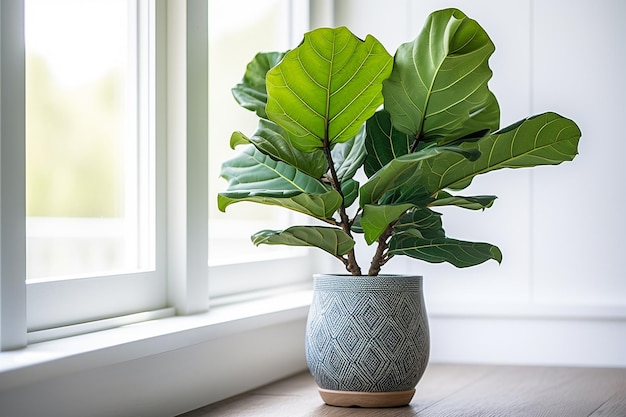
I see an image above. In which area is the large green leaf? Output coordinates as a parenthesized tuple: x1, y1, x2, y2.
(360, 203, 414, 244)
(390, 207, 501, 267)
(364, 109, 413, 178)
(217, 146, 342, 219)
(359, 146, 447, 207)
(383, 8, 499, 144)
(364, 109, 481, 180)
(218, 191, 343, 220)
(389, 231, 502, 267)
(252, 226, 355, 257)
(363, 112, 581, 207)
(231, 51, 286, 119)
(427, 112, 581, 193)
(265, 27, 393, 152)
(230, 119, 328, 178)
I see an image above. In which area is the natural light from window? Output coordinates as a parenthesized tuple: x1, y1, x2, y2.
(25, 0, 153, 281)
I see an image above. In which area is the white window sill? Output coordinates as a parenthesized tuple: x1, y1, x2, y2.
(0, 288, 313, 392)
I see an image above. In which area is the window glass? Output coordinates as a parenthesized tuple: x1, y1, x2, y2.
(25, 0, 153, 280)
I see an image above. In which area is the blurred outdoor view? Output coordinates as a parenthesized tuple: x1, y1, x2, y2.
(25, 0, 148, 280)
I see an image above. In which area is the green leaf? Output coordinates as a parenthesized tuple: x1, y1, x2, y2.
(359, 146, 446, 207)
(266, 27, 393, 152)
(252, 226, 355, 257)
(391, 207, 502, 267)
(340, 178, 359, 209)
(218, 191, 343, 220)
(429, 112, 582, 192)
(230, 131, 251, 148)
(364, 109, 414, 178)
(230, 119, 328, 178)
(360, 203, 414, 245)
(389, 232, 502, 267)
(430, 191, 497, 210)
(367, 112, 581, 207)
(218, 146, 342, 219)
(393, 207, 445, 239)
(364, 109, 481, 180)
(383, 8, 499, 144)
(231, 51, 286, 119)
(332, 125, 367, 183)
(436, 144, 482, 161)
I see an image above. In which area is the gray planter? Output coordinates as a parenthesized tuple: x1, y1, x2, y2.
(305, 274, 430, 407)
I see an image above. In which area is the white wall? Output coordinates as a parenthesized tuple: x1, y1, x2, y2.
(333, 0, 626, 367)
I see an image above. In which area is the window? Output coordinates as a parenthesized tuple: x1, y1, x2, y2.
(0, 0, 315, 350)
(22, 0, 165, 340)
(26, 0, 155, 281)
(26, 0, 152, 280)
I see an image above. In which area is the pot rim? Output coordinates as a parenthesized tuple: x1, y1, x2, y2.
(313, 273, 423, 278)
(312, 273, 424, 292)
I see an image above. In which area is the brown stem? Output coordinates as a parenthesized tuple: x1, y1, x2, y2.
(368, 223, 395, 276)
(322, 141, 362, 276)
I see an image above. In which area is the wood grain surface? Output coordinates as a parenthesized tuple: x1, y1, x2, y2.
(179, 364, 626, 417)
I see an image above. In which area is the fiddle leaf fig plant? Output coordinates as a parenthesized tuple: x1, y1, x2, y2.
(218, 8, 581, 276)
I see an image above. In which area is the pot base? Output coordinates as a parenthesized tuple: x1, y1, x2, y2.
(318, 388, 415, 408)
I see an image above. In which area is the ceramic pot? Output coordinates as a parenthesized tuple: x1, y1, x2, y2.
(305, 274, 429, 408)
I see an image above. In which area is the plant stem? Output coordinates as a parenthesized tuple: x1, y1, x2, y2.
(322, 140, 362, 276)
(367, 222, 395, 275)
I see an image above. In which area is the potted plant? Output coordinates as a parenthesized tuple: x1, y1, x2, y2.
(218, 8, 581, 408)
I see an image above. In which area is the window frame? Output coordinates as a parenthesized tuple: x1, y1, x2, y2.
(0, 0, 28, 350)
(24, 0, 168, 336)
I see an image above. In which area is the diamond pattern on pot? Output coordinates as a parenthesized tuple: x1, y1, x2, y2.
(355, 296, 387, 333)
(320, 293, 349, 338)
(307, 315, 331, 356)
(377, 324, 406, 355)
(335, 325, 365, 357)
(357, 345, 389, 382)
(340, 367, 370, 392)
(305, 275, 430, 393)
(322, 341, 349, 374)
(395, 292, 420, 328)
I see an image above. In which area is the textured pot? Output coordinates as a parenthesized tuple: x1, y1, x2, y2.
(305, 274, 430, 408)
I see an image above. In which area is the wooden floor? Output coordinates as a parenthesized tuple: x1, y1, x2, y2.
(179, 364, 626, 417)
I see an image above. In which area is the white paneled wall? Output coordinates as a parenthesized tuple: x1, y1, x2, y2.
(531, 0, 626, 307)
(333, 0, 626, 366)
